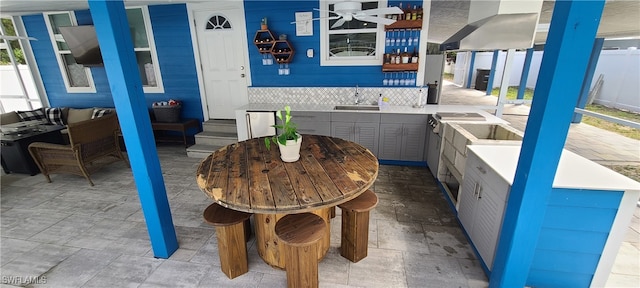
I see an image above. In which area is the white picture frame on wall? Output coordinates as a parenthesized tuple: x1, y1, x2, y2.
(294, 12, 313, 36)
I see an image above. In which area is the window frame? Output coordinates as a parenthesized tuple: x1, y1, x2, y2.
(128, 6, 164, 93)
(43, 7, 164, 94)
(319, 0, 388, 66)
(43, 11, 96, 93)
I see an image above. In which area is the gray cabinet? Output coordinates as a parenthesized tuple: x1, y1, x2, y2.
(378, 114, 428, 161)
(290, 111, 331, 136)
(331, 112, 380, 155)
(458, 149, 509, 270)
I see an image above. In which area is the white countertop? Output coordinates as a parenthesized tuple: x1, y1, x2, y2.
(239, 103, 508, 124)
(468, 145, 640, 192)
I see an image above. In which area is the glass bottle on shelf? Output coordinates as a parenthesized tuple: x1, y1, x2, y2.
(405, 4, 411, 20)
(408, 30, 413, 46)
(395, 49, 401, 64)
(401, 29, 407, 46)
(401, 47, 410, 64)
(411, 47, 419, 63)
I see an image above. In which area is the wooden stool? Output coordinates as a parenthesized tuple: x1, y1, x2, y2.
(338, 190, 378, 263)
(275, 213, 327, 288)
(203, 203, 252, 279)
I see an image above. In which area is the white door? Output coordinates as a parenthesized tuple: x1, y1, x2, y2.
(194, 4, 250, 119)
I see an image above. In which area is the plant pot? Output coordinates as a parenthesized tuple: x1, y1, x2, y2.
(261, 24, 268, 30)
(277, 134, 302, 162)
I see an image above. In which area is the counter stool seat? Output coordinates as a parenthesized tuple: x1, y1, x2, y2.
(203, 203, 252, 279)
(338, 189, 378, 263)
(275, 213, 327, 288)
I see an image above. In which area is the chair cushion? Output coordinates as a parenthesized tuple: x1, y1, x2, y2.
(91, 108, 111, 119)
(66, 108, 94, 124)
(0, 111, 21, 124)
(17, 108, 47, 122)
(45, 108, 66, 125)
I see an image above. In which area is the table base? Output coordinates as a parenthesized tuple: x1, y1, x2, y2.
(255, 207, 331, 269)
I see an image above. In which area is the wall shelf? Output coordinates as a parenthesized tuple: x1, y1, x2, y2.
(382, 63, 418, 72)
(253, 29, 275, 54)
(271, 40, 295, 64)
(384, 20, 422, 30)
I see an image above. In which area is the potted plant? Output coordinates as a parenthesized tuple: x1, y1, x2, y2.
(265, 105, 302, 162)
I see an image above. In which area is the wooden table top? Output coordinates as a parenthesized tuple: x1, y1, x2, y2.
(196, 135, 378, 214)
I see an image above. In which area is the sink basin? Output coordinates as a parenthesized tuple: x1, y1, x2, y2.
(334, 105, 380, 111)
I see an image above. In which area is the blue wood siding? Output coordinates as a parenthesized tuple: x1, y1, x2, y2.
(527, 188, 623, 287)
(22, 4, 203, 122)
(243, 0, 421, 87)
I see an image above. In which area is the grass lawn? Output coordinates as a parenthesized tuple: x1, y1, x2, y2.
(490, 86, 640, 140)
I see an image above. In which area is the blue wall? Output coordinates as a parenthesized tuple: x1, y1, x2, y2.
(243, 0, 421, 87)
(527, 188, 623, 287)
(22, 4, 204, 122)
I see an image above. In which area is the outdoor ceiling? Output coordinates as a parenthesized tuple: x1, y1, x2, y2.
(429, 0, 640, 45)
(1, 0, 639, 45)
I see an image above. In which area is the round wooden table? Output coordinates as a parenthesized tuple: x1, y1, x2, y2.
(196, 135, 378, 268)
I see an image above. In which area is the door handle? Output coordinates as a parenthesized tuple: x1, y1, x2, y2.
(240, 74, 245, 78)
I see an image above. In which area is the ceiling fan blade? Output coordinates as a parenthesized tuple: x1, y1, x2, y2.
(360, 6, 403, 16)
(290, 16, 340, 24)
(314, 7, 338, 15)
(331, 18, 346, 29)
(353, 15, 397, 26)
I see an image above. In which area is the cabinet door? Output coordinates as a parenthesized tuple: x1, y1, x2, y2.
(355, 122, 379, 155)
(426, 131, 441, 177)
(472, 184, 506, 269)
(458, 169, 479, 232)
(378, 123, 403, 160)
(331, 122, 354, 141)
(401, 124, 427, 161)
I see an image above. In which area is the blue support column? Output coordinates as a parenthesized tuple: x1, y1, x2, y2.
(486, 50, 499, 95)
(489, 1, 605, 287)
(572, 38, 604, 123)
(88, 0, 178, 258)
(517, 48, 534, 99)
(465, 51, 476, 88)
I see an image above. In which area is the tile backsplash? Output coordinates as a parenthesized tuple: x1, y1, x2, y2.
(248, 87, 427, 106)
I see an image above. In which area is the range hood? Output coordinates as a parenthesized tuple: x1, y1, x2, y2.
(440, 0, 542, 51)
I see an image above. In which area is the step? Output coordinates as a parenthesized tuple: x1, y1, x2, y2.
(186, 144, 222, 159)
(194, 131, 238, 146)
(203, 119, 237, 134)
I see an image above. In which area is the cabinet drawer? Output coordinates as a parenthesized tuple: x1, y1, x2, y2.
(380, 113, 428, 124)
(290, 111, 331, 122)
(332, 112, 380, 123)
(297, 122, 331, 136)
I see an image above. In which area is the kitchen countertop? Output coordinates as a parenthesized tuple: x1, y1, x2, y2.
(468, 145, 640, 191)
(239, 103, 508, 124)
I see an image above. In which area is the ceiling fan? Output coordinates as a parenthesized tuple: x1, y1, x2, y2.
(291, 1, 404, 29)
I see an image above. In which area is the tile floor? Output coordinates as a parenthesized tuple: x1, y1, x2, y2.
(2, 82, 639, 287)
(1, 145, 488, 287)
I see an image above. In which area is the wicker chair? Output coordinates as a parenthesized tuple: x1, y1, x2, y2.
(28, 113, 129, 186)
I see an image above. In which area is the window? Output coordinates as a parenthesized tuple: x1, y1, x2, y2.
(44, 7, 163, 93)
(44, 12, 95, 93)
(127, 7, 163, 93)
(320, 0, 387, 66)
(205, 15, 232, 30)
(0, 17, 44, 112)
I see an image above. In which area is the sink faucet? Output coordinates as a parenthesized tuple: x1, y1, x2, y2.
(354, 85, 362, 105)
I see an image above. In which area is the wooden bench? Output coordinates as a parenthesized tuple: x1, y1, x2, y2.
(338, 189, 378, 263)
(151, 118, 200, 147)
(203, 203, 252, 279)
(275, 213, 327, 288)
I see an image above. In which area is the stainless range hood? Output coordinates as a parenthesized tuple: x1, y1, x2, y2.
(440, 0, 543, 51)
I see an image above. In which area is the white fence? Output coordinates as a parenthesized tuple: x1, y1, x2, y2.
(454, 48, 640, 113)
